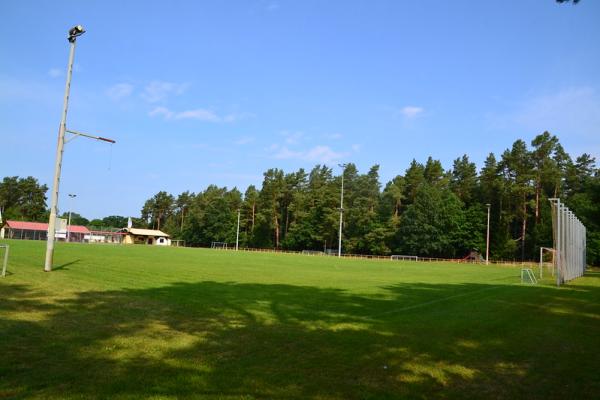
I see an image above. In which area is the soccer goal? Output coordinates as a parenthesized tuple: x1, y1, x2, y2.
(171, 240, 186, 247)
(211, 242, 228, 250)
(539, 247, 556, 279)
(549, 198, 587, 286)
(0, 244, 9, 277)
(390, 255, 418, 261)
(302, 250, 324, 256)
(521, 268, 538, 285)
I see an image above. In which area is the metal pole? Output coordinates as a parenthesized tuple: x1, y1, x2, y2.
(66, 193, 76, 243)
(67, 210, 72, 242)
(338, 164, 346, 258)
(486, 203, 491, 265)
(1, 245, 8, 277)
(45, 37, 78, 272)
(557, 202, 563, 285)
(236, 208, 241, 251)
(539, 246, 543, 279)
(549, 198, 561, 286)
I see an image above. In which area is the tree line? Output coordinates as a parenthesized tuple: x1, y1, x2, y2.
(1, 132, 598, 264)
(138, 132, 599, 264)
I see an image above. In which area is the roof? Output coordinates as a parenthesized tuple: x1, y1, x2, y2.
(89, 230, 125, 235)
(123, 228, 170, 237)
(4, 220, 90, 234)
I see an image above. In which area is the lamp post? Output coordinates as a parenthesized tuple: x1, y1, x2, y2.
(45, 26, 85, 271)
(338, 163, 347, 258)
(66, 193, 77, 242)
(44, 27, 115, 271)
(486, 203, 491, 265)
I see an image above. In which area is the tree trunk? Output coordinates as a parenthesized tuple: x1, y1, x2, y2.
(521, 198, 527, 261)
(535, 180, 540, 222)
(285, 208, 290, 235)
(274, 214, 280, 248)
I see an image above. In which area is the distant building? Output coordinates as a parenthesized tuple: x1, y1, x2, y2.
(85, 230, 124, 244)
(0, 220, 90, 242)
(119, 228, 171, 246)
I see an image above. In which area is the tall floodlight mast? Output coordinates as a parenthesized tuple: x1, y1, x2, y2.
(44, 26, 115, 272)
(338, 163, 347, 258)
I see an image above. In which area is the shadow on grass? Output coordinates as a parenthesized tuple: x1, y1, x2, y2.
(53, 259, 81, 271)
(1, 277, 599, 399)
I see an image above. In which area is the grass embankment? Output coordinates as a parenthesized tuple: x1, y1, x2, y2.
(0, 239, 599, 399)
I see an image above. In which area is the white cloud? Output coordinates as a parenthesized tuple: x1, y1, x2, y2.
(148, 106, 251, 123)
(351, 144, 361, 152)
(327, 133, 343, 140)
(234, 136, 255, 145)
(174, 108, 220, 122)
(271, 144, 346, 164)
(400, 106, 424, 118)
(106, 83, 134, 100)
(304, 146, 346, 163)
(141, 81, 187, 103)
(512, 87, 600, 138)
(223, 112, 256, 122)
(48, 68, 62, 78)
(266, 2, 279, 11)
(148, 106, 174, 118)
(280, 130, 304, 144)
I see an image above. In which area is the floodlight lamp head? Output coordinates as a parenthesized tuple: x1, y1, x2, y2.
(68, 25, 85, 42)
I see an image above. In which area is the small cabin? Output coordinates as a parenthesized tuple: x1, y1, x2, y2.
(120, 228, 171, 246)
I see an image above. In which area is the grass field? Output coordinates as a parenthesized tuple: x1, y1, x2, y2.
(0, 239, 599, 399)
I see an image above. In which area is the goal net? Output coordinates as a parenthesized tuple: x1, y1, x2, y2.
(390, 255, 418, 261)
(539, 247, 556, 279)
(302, 250, 324, 256)
(549, 198, 587, 286)
(521, 268, 538, 285)
(211, 242, 228, 250)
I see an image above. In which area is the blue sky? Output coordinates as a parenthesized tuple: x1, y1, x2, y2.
(1, 0, 599, 219)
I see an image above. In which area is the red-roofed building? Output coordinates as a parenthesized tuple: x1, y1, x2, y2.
(1, 220, 91, 242)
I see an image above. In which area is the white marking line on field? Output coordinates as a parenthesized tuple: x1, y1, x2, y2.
(372, 285, 506, 317)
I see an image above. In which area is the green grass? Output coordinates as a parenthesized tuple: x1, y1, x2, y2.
(1, 239, 599, 399)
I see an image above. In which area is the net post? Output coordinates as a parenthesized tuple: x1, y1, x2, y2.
(1, 245, 8, 277)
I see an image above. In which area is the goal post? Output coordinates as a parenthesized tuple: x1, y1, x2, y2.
(0, 244, 9, 277)
(302, 250, 324, 256)
(521, 268, 538, 285)
(211, 242, 228, 250)
(539, 247, 556, 279)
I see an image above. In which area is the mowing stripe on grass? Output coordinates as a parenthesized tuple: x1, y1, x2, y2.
(372, 284, 507, 317)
